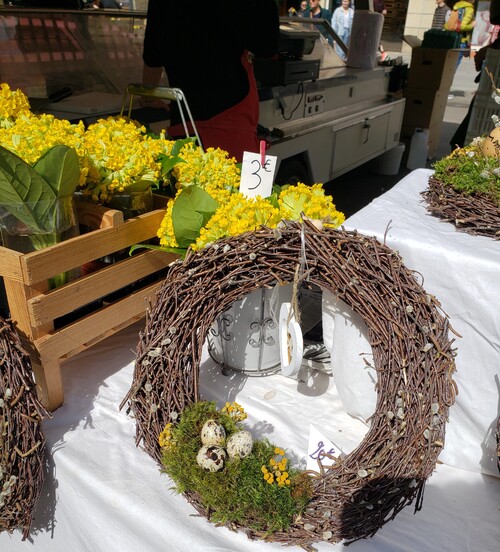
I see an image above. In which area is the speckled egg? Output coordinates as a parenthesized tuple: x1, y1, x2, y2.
(200, 419, 226, 446)
(482, 127, 500, 156)
(226, 430, 253, 459)
(196, 445, 227, 472)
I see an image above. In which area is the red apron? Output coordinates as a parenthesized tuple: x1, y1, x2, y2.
(168, 50, 260, 162)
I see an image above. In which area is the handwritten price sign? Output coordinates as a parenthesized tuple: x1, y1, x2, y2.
(306, 424, 343, 472)
(239, 149, 277, 199)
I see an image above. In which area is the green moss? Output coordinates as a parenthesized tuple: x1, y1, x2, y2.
(160, 401, 312, 533)
(432, 141, 500, 206)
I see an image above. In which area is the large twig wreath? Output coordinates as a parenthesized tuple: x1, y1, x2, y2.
(423, 177, 500, 239)
(123, 222, 457, 547)
(0, 317, 49, 539)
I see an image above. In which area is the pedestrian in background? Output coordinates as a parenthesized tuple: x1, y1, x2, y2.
(303, 0, 334, 43)
(331, 0, 354, 61)
(445, 0, 476, 66)
(431, 0, 451, 30)
(298, 0, 308, 15)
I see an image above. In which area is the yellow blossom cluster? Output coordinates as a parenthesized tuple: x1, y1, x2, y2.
(157, 144, 244, 248)
(0, 83, 31, 126)
(158, 423, 174, 448)
(0, 112, 85, 170)
(157, 188, 182, 248)
(81, 117, 175, 201)
(173, 143, 241, 200)
(221, 402, 247, 422)
(157, 142, 345, 252)
(261, 447, 291, 486)
(192, 193, 280, 250)
(278, 183, 345, 227)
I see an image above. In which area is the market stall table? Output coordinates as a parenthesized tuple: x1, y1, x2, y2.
(0, 318, 498, 552)
(1, 168, 499, 551)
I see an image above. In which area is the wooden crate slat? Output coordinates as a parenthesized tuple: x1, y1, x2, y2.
(27, 249, 176, 326)
(75, 201, 125, 229)
(34, 281, 162, 361)
(0, 245, 25, 281)
(22, 209, 166, 284)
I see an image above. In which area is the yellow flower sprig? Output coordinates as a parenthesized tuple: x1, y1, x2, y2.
(221, 401, 247, 422)
(81, 116, 175, 201)
(261, 447, 291, 487)
(0, 112, 85, 169)
(159, 423, 175, 449)
(192, 193, 281, 251)
(0, 83, 31, 127)
(172, 143, 241, 199)
(278, 182, 345, 227)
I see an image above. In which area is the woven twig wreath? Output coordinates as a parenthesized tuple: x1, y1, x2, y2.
(123, 223, 457, 547)
(0, 317, 49, 539)
(423, 177, 500, 239)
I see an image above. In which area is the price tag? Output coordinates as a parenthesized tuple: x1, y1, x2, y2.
(306, 424, 343, 472)
(239, 149, 277, 199)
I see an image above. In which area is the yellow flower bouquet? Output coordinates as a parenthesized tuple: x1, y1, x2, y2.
(0, 88, 84, 287)
(153, 141, 345, 254)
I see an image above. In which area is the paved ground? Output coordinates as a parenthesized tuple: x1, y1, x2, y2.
(326, 50, 479, 218)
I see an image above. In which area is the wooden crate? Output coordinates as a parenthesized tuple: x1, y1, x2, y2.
(0, 195, 178, 411)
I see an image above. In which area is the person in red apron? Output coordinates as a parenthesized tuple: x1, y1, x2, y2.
(141, 0, 279, 162)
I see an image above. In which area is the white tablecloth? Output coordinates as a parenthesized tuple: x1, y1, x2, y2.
(1, 320, 499, 552)
(343, 168, 500, 477)
(1, 169, 499, 551)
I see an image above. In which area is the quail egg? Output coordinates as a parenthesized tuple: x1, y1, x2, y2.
(196, 445, 227, 472)
(200, 419, 226, 446)
(482, 127, 500, 157)
(226, 430, 253, 459)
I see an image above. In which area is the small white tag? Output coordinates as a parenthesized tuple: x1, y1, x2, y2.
(306, 424, 342, 472)
(239, 151, 277, 199)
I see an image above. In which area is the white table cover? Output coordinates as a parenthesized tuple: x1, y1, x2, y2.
(1, 168, 499, 551)
(1, 320, 498, 552)
(343, 168, 500, 477)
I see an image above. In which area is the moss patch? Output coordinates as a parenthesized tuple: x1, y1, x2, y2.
(160, 401, 312, 533)
(433, 140, 500, 207)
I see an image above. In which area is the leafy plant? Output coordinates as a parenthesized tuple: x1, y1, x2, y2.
(0, 144, 80, 234)
(0, 144, 81, 287)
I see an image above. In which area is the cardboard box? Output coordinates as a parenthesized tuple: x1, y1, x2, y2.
(402, 87, 448, 129)
(407, 48, 459, 92)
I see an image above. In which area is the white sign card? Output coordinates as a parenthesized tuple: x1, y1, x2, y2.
(239, 149, 277, 199)
(306, 424, 343, 472)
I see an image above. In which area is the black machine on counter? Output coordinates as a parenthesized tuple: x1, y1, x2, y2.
(253, 21, 322, 87)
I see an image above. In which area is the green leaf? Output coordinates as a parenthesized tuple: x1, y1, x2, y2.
(266, 192, 280, 209)
(0, 145, 57, 233)
(159, 154, 186, 178)
(129, 243, 186, 258)
(171, 186, 219, 248)
(33, 145, 80, 198)
(171, 137, 196, 157)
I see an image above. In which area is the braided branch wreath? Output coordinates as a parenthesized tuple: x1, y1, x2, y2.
(123, 222, 457, 548)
